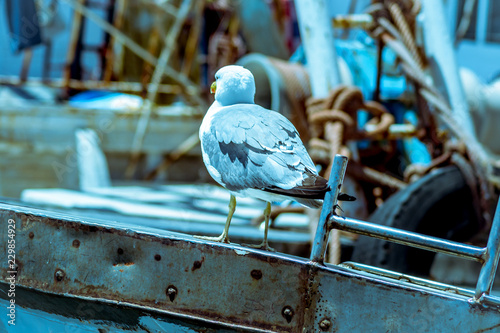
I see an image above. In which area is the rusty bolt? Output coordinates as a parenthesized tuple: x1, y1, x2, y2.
(72, 239, 80, 248)
(282, 306, 294, 323)
(54, 269, 65, 282)
(28, 232, 34, 239)
(319, 318, 332, 331)
(166, 285, 177, 302)
(250, 269, 262, 280)
(192, 260, 203, 271)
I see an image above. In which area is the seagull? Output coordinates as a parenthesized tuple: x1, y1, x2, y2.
(198, 65, 355, 250)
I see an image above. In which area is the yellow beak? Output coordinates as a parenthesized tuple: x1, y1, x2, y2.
(210, 81, 217, 94)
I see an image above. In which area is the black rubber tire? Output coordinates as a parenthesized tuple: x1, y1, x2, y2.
(351, 166, 480, 277)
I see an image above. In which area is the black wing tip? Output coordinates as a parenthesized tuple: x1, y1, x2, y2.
(338, 192, 356, 202)
(262, 187, 356, 202)
(262, 186, 326, 200)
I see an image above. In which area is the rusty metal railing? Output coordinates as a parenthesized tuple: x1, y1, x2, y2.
(312, 154, 500, 305)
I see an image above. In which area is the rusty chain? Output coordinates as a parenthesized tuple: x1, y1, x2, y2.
(306, 85, 406, 191)
(364, 0, 495, 229)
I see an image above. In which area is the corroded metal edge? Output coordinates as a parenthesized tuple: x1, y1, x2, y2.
(2, 202, 500, 332)
(0, 283, 267, 332)
(0, 202, 309, 332)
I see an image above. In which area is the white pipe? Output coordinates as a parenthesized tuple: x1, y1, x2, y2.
(420, 0, 477, 137)
(294, 0, 341, 98)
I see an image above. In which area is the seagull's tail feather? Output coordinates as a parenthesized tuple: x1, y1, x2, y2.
(295, 198, 323, 209)
(262, 173, 356, 208)
(261, 172, 330, 199)
(294, 193, 356, 209)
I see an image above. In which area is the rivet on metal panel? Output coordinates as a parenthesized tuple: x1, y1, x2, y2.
(250, 269, 263, 280)
(281, 306, 294, 323)
(192, 259, 204, 271)
(319, 318, 332, 331)
(54, 269, 66, 282)
(28, 232, 34, 239)
(117, 248, 124, 255)
(166, 285, 178, 302)
(72, 239, 80, 248)
(154, 254, 162, 261)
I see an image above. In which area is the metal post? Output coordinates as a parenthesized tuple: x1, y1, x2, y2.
(294, 0, 341, 97)
(420, 0, 476, 137)
(475, 199, 500, 299)
(295, 0, 345, 265)
(310, 155, 348, 263)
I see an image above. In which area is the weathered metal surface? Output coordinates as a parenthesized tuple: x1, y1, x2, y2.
(0, 285, 239, 332)
(2, 202, 500, 332)
(0, 203, 308, 332)
(306, 266, 500, 332)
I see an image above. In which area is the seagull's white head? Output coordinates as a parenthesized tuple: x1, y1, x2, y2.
(211, 65, 255, 106)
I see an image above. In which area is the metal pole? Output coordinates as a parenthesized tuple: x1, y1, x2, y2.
(475, 199, 500, 299)
(310, 155, 348, 263)
(420, 0, 476, 137)
(295, 0, 345, 265)
(330, 214, 486, 262)
(294, 0, 341, 97)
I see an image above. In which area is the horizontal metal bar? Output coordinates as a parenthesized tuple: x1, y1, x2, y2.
(479, 294, 500, 307)
(341, 261, 500, 308)
(340, 262, 476, 298)
(329, 215, 486, 262)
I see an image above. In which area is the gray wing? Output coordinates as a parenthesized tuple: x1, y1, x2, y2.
(202, 104, 327, 197)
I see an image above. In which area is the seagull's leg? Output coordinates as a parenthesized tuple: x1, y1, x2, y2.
(195, 194, 236, 243)
(261, 201, 275, 251)
(245, 201, 275, 251)
(220, 194, 236, 242)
